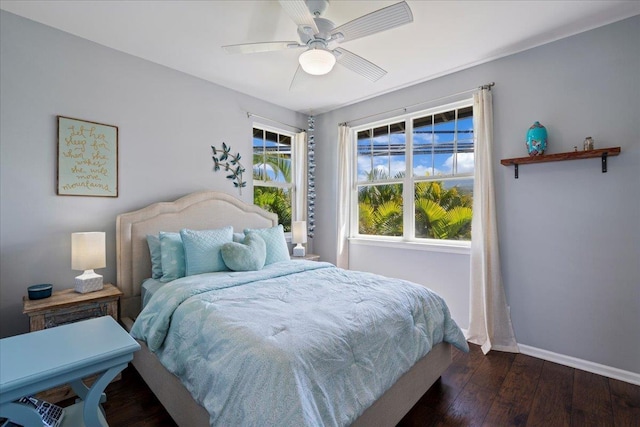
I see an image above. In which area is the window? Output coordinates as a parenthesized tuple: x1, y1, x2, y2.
(252, 126, 295, 231)
(353, 100, 474, 243)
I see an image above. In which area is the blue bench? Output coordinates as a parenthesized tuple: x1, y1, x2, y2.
(0, 316, 140, 426)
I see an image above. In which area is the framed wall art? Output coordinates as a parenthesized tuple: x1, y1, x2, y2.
(57, 116, 118, 197)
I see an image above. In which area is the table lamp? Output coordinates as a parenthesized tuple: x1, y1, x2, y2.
(292, 221, 307, 257)
(72, 232, 106, 293)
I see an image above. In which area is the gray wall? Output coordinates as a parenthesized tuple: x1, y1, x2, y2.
(314, 16, 639, 374)
(0, 11, 307, 338)
(2, 10, 638, 376)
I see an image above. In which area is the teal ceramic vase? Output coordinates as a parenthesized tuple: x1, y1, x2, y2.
(526, 121, 547, 156)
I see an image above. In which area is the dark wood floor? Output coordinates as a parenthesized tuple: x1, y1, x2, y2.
(100, 344, 640, 427)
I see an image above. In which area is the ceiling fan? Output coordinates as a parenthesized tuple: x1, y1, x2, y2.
(222, 0, 413, 86)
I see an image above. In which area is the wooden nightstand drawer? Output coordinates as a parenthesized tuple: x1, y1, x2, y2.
(43, 301, 110, 328)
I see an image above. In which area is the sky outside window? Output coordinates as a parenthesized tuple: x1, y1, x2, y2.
(357, 122, 405, 181)
(253, 129, 291, 182)
(358, 106, 472, 182)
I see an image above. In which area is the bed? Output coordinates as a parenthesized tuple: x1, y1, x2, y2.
(116, 191, 467, 426)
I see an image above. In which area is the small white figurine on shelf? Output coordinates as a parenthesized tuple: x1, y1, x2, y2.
(583, 137, 594, 151)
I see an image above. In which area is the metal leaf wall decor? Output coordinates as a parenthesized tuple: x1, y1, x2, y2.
(211, 143, 246, 195)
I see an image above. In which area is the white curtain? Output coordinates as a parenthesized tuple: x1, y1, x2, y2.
(467, 89, 519, 354)
(336, 124, 351, 269)
(293, 131, 307, 222)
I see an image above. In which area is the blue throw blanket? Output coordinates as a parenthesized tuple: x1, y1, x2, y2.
(131, 261, 468, 427)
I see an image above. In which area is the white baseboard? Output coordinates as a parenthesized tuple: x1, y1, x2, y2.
(458, 330, 639, 385)
(518, 344, 640, 386)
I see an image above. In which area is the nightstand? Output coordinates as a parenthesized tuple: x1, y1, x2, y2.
(22, 283, 123, 403)
(23, 283, 122, 331)
(290, 253, 320, 261)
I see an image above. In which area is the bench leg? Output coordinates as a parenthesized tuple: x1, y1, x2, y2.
(69, 380, 107, 404)
(70, 363, 127, 427)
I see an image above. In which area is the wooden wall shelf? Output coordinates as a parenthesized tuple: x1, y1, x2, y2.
(500, 147, 621, 178)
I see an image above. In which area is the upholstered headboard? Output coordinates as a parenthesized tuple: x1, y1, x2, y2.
(116, 191, 277, 319)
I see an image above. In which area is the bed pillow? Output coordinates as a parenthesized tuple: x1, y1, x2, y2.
(146, 234, 163, 280)
(233, 232, 245, 243)
(243, 225, 289, 265)
(159, 232, 185, 282)
(180, 227, 233, 276)
(221, 233, 267, 272)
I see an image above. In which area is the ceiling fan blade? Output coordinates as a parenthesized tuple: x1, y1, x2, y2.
(222, 41, 303, 55)
(278, 0, 319, 34)
(334, 48, 387, 82)
(289, 65, 308, 91)
(331, 1, 413, 43)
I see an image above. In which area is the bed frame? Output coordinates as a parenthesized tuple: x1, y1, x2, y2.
(116, 191, 451, 426)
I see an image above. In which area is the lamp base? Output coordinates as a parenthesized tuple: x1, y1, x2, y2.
(293, 244, 306, 257)
(74, 270, 103, 293)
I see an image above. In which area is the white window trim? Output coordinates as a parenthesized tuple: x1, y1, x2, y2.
(252, 122, 300, 233)
(252, 179, 293, 190)
(349, 236, 471, 255)
(349, 99, 474, 252)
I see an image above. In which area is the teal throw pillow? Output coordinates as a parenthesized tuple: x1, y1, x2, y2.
(180, 227, 233, 276)
(221, 233, 267, 271)
(146, 234, 163, 279)
(243, 225, 289, 265)
(159, 232, 185, 282)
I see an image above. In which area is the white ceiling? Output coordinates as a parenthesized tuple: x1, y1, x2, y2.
(2, 1, 639, 114)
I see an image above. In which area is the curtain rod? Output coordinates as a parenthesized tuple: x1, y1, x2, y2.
(246, 112, 305, 132)
(341, 82, 494, 126)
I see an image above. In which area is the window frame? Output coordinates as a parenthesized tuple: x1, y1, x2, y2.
(349, 99, 474, 253)
(252, 123, 299, 234)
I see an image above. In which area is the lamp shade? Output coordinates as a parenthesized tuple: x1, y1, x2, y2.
(299, 48, 336, 76)
(292, 221, 307, 244)
(72, 232, 106, 271)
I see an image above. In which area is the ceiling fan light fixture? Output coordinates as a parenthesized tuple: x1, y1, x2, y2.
(299, 48, 336, 76)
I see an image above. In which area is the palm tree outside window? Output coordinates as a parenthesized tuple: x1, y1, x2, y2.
(253, 126, 294, 232)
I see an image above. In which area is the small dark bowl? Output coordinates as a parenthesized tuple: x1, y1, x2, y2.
(28, 284, 53, 300)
